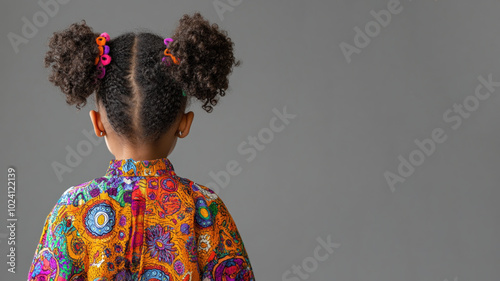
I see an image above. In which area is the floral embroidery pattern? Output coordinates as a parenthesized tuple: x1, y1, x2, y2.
(198, 234, 211, 252)
(146, 224, 177, 264)
(28, 157, 254, 280)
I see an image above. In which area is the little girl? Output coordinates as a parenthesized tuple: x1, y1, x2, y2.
(28, 13, 254, 281)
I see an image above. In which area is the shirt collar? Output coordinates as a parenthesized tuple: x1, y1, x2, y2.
(104, 157, 176, 177)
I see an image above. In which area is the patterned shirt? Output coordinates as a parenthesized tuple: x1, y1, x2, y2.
(27, 157, 254, 280)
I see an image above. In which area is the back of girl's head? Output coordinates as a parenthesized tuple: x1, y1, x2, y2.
(45, 13, 240, 144)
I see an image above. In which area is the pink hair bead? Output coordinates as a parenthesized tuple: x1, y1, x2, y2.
(100, 32, 110, 42)
(100, 54, 111, 66)
(164, 38, 173, 47)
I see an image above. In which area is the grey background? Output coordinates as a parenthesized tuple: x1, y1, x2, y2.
(1, 0, 499, 280)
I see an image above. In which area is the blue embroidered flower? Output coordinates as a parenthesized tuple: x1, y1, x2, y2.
(146, 224, 177, 264)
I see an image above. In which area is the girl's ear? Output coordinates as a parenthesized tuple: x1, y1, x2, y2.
(177, 111, 194, 138)
(89, 110, 106, 137)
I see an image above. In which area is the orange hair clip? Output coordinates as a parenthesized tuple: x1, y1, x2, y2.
(163, 48, 179, 65)
(162, 38, 180, 65)
(96, 37, 106, 46)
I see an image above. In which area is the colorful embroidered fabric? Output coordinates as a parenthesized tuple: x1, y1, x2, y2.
(27, 157, 254, 280)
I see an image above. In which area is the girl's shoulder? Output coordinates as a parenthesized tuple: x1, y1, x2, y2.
(56, 179, 94, 207)
(51, 175, 227, 216)
(175, 175, 220, 203)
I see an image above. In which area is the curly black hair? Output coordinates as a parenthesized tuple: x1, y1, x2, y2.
(44, 13, 240, 143)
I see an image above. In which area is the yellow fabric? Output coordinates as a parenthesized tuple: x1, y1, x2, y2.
(28, 157, 254, 280)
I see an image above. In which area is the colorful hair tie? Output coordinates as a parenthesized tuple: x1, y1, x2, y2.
(162, 37, 180, 66)
(95, 32, 111, 79)
(162, 37, 185, 97)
